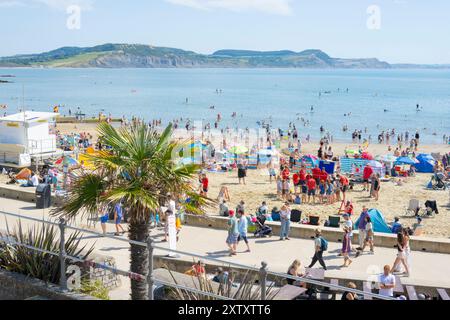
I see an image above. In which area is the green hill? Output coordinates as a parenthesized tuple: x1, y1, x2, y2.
(0, 43, 397, 69)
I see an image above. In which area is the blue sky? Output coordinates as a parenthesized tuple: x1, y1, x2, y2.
(0, 0, 449, 64)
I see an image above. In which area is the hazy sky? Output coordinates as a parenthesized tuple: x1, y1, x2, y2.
(1, 0, 449, 64)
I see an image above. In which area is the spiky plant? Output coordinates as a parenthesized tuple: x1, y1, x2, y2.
(0, 221, 93, 285)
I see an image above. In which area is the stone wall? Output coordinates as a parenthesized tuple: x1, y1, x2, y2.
(0, 269, 98, 300)
(76, 252, 122, 290)
(0, 185, 64, 206)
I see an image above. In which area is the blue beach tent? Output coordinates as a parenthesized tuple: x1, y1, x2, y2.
(415, 154, 435, 173)
(395, 157, 416, 165)
(354, 209, 392, 234)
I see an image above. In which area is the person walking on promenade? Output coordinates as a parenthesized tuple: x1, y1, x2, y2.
(356, 206, 370, 253)
(279, 203, 292, 241)
(114, 200, 126, 236)
(308, 229, 328, 270)
(237, 211, 251, 253)
(226, 210, 239, 256)
(356, 216, 375, 257)
(392, 230, 410, 277)
(341, 225, 353, 267)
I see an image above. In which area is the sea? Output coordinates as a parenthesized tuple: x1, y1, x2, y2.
(0, 68, 449, 144)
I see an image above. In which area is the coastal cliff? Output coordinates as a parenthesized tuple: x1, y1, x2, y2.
(0, 43, 445, 69)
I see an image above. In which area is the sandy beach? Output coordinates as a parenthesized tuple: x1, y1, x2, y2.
(53, 121, 450, 239)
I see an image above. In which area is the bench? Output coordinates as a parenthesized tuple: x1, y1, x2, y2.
(328, 279, 340, 300)
(330, 279, 339, 287)
(305, 268, 325, 281)
(406, 286, 419, 300)
(363, 282, 373, 300)
(394, 276, 404, 294)
(437, 288, 450, 301)
(274, 285, 307, 300)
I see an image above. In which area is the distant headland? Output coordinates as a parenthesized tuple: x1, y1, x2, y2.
(0, 43, 449, 69)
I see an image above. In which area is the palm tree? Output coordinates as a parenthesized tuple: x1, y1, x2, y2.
(53, 122, 208, 300)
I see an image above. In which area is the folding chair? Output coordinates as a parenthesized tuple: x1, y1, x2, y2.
(405, 199, 420, 216)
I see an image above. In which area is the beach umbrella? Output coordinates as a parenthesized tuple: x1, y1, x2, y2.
(302, 154, 319, 160)
(229, 146, 249, 155)
(345, 149, 358, 155)
(54, 156, 79, 167)
(367, 160, 383, 168)
(395, 157, 418, 165)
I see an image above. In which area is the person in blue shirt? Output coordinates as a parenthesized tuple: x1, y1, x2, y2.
(356, 206, 370, 251)
(114, 201, 126, 236)
(391, 217, 403, 234)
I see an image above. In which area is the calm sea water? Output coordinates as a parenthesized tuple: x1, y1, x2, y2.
(0, 68, 449, 143)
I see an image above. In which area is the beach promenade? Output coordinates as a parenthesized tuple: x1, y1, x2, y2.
(1, 196, 450, 300)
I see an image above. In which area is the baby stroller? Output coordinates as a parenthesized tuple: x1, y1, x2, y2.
(431, 173, 447, 190)
(254, 216, 273, 238)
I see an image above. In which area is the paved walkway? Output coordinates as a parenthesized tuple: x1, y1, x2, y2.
(1, 197, 449, 300)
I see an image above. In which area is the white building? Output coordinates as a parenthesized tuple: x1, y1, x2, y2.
(0, 111, 59, 167)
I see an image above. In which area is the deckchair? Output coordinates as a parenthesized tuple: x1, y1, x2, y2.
(405, 199, 420, 216)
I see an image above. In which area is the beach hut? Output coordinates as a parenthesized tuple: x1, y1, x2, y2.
(415, 154, 435, 173)
(354, 209, 392, 234)
(0, 111, 59, 167)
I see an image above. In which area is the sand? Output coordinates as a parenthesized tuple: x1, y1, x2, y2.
(55, 122, 450, 238)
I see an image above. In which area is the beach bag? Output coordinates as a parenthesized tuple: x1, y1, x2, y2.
(294, 196, 301, 205)
(320, 237, 329, 252)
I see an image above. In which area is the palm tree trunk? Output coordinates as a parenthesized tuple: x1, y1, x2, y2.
(128, 209, 150, 300)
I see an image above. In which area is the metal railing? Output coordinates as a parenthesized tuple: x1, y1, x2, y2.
(0, 210, 397, 301)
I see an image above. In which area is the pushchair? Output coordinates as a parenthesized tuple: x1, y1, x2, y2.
(431, 173, 447, 190)
(254, 216, 273, 238)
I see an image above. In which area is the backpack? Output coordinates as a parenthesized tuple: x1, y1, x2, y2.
(320, 237, 328, 251)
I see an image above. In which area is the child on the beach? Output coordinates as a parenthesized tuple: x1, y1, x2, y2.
(283, 178, 291, 201)
(276, 176, 283, 199)
(326, 179, 334, 204)
(319, 180, 326, 203)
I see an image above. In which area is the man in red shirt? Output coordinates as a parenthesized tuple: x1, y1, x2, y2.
(363, 164, 374, 192)
(299, 168, 308, 203)
(320, 168, 329, 183)
(292, 172, 300, 195)
(307, 176, 317, 204)
(338, 174, 350, 195)
(312, 165, 321, 184)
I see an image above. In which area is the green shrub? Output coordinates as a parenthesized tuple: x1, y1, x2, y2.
(0, 221, 93, 285)
(77, 279, 110, 300)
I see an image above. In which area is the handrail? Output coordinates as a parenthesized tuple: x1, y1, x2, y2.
(0, 210, 396, 300)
